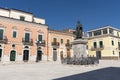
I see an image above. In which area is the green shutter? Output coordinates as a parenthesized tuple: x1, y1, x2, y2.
(53, 38, 57, 42)
(10, 51, 16, 61)
(13, 31, 17, 38)
(20, 16, 25, 21)
(61, 39, 63, 44)
(38, 35, 42, 41)
(25, 33, 30, 42)
(67, 39, 70, 43)
(0, 29, 3, 40)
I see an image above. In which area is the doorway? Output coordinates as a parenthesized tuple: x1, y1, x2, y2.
(53, 48, 57, 61)
(96, 51, 101, 59)
(0, 49, 2, 61)
(67, 49, 71, 58)
(36, 50, 42, 61)
(119, 52, 120, 59)
(10, 50, 16, 61)
(60, 51, 63, 59)
(23, 50, 29, 62)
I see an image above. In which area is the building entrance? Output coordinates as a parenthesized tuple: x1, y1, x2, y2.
(10, 50, 16, 61)
(67, 49, 71, 58)
(53, 48, 57, 61)
(96, 51, 101, 59)
(36, 50, 42, 62)
(0, 49, 2, 61)
(23, 50, 29, 62)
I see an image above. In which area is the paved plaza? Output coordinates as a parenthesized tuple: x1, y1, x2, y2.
(0, 60, 120, 80)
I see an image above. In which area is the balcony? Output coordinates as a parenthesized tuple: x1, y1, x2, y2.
(65, 43, 72, 49)
(36, 40, 45, 47)
(91, 45, 104, 51)
(52, 42, 60, 47)
(22, 38, 33, 46)
(0, 36, 8, 44)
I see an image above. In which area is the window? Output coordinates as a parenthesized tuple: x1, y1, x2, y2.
(93, 42, 97, 48)
(0, 29, 3, 40)
(67, 39, 70, 43)
(88, 32, 92, 37)
(53, 38, 57, 42)
(103, 28, 107, 34)
(118, 42, 120, 47)
(25, 33, 30, 42)
(93, 30, 101, 36)
(61, 39, 63, 44)
(117, 32, 119, 37)
(109, 28, 114, 35)
(38, 35, 42, 41)
(86, 45, 88, 49)
(13, 31, 17, 38)
(112, 40, 114, 46)
(99, 41, 103, 48)
(20, 16, 25, 21)
(113, 51, 115, 55)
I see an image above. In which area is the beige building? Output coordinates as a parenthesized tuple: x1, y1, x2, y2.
(0, 8, 48, 63)
(87, 26, 120, 60)
(48, 29, 74, 61)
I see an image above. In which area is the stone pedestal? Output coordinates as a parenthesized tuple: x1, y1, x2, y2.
(72, 39, 88, 58)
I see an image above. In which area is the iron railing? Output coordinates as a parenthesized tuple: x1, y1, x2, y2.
(22, 38, 33, 46)
(0, 36, 8, 44)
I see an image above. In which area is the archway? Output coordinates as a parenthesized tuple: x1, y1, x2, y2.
(67, 49, 71, 58)
(53, 48, 57, 61)
(60, 51, 63, 59)
(0, 49, 2, 61)
(36, 50, 42, 62)
(23, 50, 29, 62)
(10, 50, 16, 61)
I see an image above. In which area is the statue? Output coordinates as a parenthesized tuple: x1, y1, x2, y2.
(76, 21, 83, 39)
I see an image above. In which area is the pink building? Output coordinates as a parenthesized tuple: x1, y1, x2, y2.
(0, 8, 48, 63)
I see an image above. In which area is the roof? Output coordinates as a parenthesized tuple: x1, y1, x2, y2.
(87, 25, 120, 32)
(48, 29, 74, 36)
(11, 8, 33, 14)
(0, 7, 33, 15)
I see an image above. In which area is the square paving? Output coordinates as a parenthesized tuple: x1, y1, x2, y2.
(0, 60, 120, 80)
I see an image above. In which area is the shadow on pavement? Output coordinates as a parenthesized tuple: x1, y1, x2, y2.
(54, 67, 120, 80)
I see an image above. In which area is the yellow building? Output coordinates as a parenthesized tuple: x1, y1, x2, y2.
(48, 29, 74, 61)
(87, 26, 120, 60)
(0, 8, 48, 63)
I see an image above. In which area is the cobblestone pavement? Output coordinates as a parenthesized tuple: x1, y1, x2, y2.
(0, 60, 120, 80)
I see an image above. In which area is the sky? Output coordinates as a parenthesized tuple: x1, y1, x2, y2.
(0, 0, 120, 32)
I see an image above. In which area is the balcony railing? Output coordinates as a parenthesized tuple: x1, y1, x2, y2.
(0, 36, 8, 44)
(65, 43, 72, 49)
(36, 40, 45, 47)
(52, 42, 60, 46)
(22, 38, 33, 46)
(91, 45, 104, 51)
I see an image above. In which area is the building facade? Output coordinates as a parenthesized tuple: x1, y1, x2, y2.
(87, 26, 120, 60)
(0, 8, 48, 63)
(48, 29, 74, 61)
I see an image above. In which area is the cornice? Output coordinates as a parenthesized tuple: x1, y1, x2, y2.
(0, 16, 48, 28)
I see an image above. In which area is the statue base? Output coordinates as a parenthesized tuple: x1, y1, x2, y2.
(72, 39, 88, 58)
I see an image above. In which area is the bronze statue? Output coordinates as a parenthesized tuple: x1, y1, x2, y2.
(76, 21, 83, 39)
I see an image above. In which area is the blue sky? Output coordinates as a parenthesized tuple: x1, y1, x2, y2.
(0, 0, 120, 32)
